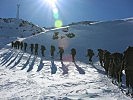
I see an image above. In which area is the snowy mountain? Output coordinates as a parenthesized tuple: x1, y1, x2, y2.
(0, 18, 133, 99)
(0, 18, 45, 48)
(22, 18, 133, 62)
(0, 18, 45, 37)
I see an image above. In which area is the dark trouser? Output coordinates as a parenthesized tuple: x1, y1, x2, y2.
(31, 49, 33, 54)
(116, 71, 122, 83)
(35, 49, 38, 55)
(21, 46, 23, 50)
(41, 51, 44, 56)
(104, 62, 109, 74)
(89, 56, 92, 62)
(72, 55, 75, 62)
(60, 53, 63, 60)
(125, 70, 133, 88)
(24, 47, 26, 52)
(51, 51, 54, 57)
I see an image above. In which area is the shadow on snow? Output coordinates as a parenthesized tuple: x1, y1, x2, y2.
(60, 61, 69, 75)
(74, 62, 85, 74)
(37, 58, 44, 72)
(1, 52, 16, 66)
(5, 52, 21, 68)
(27, 56, 36, 72)
(21, 54, 32, 70)
(10, 52, 24, 69)
(50, 59, 57, 74)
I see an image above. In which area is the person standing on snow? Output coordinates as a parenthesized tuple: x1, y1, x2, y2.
(58, 47, 64, 60)
(24, 42, 27, 52)
(41, 45, 46, 57)
(50, 45, 55, 58)
(97, 49, 104, 67)
(11, 41, 14, 48)
(86, 49, 94, 64)
(30, 44, 34, 54)
(35, 43, 38, 55)
(20, 42, 23, 50)
(123, 46, 133, 95)
(71, 48, 76, 62)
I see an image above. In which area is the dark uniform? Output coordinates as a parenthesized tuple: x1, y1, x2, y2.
(86, 49, 94, 63)
(97, 49, 104, 67)
(123, 46, 133, 94)
(50, 45, 55, 58)
(35, 43, 38, 55)
(111, 53, 123, 87)
(20, 42, 23, 50)
(71, 48, 76, 62)
(24, 43, 27, 52)
(103, 51, 111, 75)
(58, 47, 64, 60)
(41, 45, 46, 57)
(16, 41, 20, 49)
(30, 44, 34, 54)
(14, 41, 17, 49)
(11, 41, 14, 48)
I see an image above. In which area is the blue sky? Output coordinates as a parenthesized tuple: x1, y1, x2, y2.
(0, 0, 133, 27)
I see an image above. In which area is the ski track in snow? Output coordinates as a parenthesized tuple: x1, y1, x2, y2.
(0, 48, 132, 100)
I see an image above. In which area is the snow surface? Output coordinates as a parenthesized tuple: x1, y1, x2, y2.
(0, 48, 131, 100)
(0, 18, 133, 99)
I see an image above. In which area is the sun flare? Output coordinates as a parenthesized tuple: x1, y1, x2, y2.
(46, 0, 57, 8)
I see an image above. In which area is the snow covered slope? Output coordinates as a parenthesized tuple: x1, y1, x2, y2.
(23, 18, 133, 62)
(0, 48, 131, 100)
(0, 18, 45, 48)
(0, 18, 133, 99)
(0, 18, 45, 37)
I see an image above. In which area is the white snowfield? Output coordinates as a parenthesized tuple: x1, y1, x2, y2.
(0, 17, 133, 99)
(0, 48, 131, 100)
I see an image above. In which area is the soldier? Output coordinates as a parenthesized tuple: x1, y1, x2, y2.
(86, 49, 94, 63)
(24, 42, 27, 52)
(71, 48, 76, 62)
(111, 52, 123, 87)
(103, 50, 111, 75)
(50, 45, 55, 58)
(14, 41, 17, 49)
(97, 49, 105, 67)
(58, 47, 64, 60)
(30, 44, 34, 54)
(16, 41, 20, 49)
(11, 41, 14, 48)
(41, 45, 46, 57)
(123, 46, 133, 95)
(35, 43, 38, 55)
(20, 42, 23, 50)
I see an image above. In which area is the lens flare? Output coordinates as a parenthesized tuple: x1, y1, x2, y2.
(53, 8, 59, 19)
(47, 0, 56, 8)
(55, 20, 63, 28)
(53, 13, 59, 19)
(53, 8, 58, 14)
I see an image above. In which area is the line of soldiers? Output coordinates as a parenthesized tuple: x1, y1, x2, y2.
(11, 41, 95, 63)
(97, 46, 133, 95)
(11, 41, 45, 57)
(11, 41, 133, 95)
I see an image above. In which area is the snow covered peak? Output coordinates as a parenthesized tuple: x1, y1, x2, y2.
(0, 18, 45, 37)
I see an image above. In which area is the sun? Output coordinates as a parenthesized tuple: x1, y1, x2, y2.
(45, 0, 57, 8)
